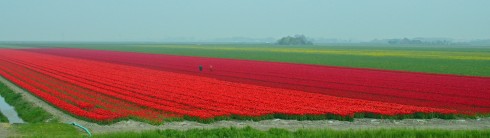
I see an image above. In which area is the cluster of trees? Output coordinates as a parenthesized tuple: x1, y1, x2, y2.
(276, 35, 313, 45)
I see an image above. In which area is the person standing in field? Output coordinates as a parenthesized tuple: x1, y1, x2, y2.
(209, 65, 213, 72)
(199, 65, 203, 72)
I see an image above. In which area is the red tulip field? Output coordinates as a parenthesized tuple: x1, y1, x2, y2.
(0, 48, 489, 123)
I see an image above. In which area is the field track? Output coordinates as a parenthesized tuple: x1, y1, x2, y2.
(0, 48, 489, 122)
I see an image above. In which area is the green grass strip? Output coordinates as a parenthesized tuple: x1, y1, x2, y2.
(177, 112, 482, 124)
(92, 126, 490, 138)
(15, 123, 490, 138)
(0, 81, 54, 123)
(0, 112, 8, 122)
(16, 123, 83, 137)
(74, 112, 483, 125)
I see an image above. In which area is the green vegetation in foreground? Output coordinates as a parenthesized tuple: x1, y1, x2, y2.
(92, 127, 490, 138)
(12, 43, 490, 76)
(0, 112, 7, 122)
(0, 81, 54, 123)
(16, 123, 83, 137)
(12, 124, 490, 138)
(179, 112, 471, 124)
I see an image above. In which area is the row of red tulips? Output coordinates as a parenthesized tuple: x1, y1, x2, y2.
(0, 57, 174, 122)
(0, 61, 119, 121)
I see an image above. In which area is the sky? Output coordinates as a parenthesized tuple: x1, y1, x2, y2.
(1, 0, 489, 42)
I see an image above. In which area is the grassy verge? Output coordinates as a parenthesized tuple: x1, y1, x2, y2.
(60, 110, 479, 125)
(0, 81, 54, 123)
(12, 124, 490, 138)
(94, 127, 490, 138)
(0, 112, 7, 122)
(15, 123, 83, 137)
(178, 112, 470, 124)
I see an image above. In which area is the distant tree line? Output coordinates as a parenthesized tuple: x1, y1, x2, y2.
(276, 35, 313, 45)
(388, 38, 422, 44)
(388, 38, 451, 45)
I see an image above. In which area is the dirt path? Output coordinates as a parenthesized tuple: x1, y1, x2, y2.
(0, 76, 489, 134)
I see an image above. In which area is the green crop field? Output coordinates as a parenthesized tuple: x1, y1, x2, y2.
(4, 43, 490, 77)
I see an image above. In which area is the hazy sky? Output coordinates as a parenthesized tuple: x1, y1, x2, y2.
(1, 0, 489, 41)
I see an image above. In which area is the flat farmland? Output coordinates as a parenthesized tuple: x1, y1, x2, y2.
(1, 44, 490, 138)
(15, 44, 490, 76)
(1, 44, 489, 124)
